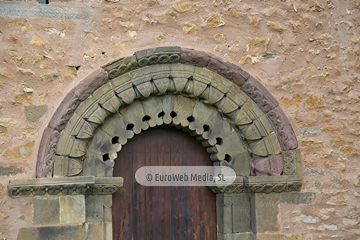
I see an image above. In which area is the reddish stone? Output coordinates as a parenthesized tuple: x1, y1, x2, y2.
(267, 106, 298, 150)
(240, 76, 279, 113)
(36, 127, 60, 178)
(251, 155, 283, 176)
(47, 92, 81, 132)
(71, 68, 108, 101)
(180, 48, 211, 67)
(207, 56, 249, 86)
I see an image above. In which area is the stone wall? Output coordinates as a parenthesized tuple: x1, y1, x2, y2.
(0, 0, 359, 239)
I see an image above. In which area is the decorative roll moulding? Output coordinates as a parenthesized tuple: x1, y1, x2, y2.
(8, 176, 123, 197)
(33, 46, 301, 194)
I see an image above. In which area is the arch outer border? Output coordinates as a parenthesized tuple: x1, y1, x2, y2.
(33, 46, 301, 192)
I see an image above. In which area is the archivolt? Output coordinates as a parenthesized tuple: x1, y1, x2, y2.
(36, 47, 299, 181)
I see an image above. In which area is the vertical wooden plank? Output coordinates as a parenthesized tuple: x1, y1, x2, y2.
(113, 126, 217, 240)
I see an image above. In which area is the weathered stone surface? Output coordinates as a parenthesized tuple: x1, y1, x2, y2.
(103, 56, 137, 80)
(251, 155, 283, 176)
(0, 2, 92, 20)
(25, 105, 48, 122)
(33, 195, 60, 225)
(217, 194, 252, 235)
(304, 93, 326, 109)
(250, 132, 282, 156)
(135, 46, 181, 67)
(207, 56, 249, 86)
(59, 195, 86, 224)
(48, 92, 81, 131)
(0, 117, 17, 127)
(85, 222, 105, 240)
(36, 127, 60, 178)
(173, 1, 194, 13)
(253, 193, 280, 233)
(71, 68, 108, 101)
(267, 106, 298, 150)
(3, 142, 35, 162)
(326, 195, 347, 205)
(182, 23, 197, 34)
(17, 225, 86, 240)
(280, 192, 320, 205)
(241, 76, 278, 113)
(119, 101, 148, 134)
(218, 233, 253, 240)
(53, 155, 83, 177)
(85, 195, 112, 222)
(203, 12, 225, 28)
(0, 165, 22, 176)
(180, 48, 211, 67)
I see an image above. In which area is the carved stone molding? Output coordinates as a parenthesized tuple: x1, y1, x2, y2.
(8, 176, 123, 197)
(209, 176, 302, 194)
(34, 46, 301, 194)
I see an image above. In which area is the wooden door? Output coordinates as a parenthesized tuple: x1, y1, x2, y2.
(113, 126, 217, 240)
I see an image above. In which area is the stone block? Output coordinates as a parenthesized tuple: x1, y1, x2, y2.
(252, 193, 280, 233)
(89, 128, 121, 155)
(180, 48, 211, 67)
(103, 56, 138, 79)
(280, 192, 320, 205)
(226, 85, 249, 107)
(119, 101, 148, 134)
(241, 76, 278, 113)
(188, 101, 215, 135)
(170, 63, 195, 80)
(231, 152, 251, 176)
(48, 92, 81, 131)
(53, 155, 82, 177)
(232, 99, 264, 126)
(110, 72, 131, 89)
(17, 225, 86, 240)
(0, 2, 91, 19)
(59, 195, 86, 224)
(100, 113, 133, 145)
(250, 132, 282, 156)
(217, 194, 252, 234)
(207, 56, 250, 86)
(214, 131, 247, 162)
(33, 195, 60, 225)
(251, 155, 283, 176)
(141, 96, 165, 127)
(266, 106, 298, 151)
(218, 233, 253, 240)
(135, 46, 181, 67)
(25, 105, 48, 123)
(71, 68, 108, 101)
(172, 95, 196, 127)
(36, 127, 60, 178)
(85, 223, 105, 240)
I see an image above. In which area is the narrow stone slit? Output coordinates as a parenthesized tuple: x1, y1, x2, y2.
(170, 111, 177, 118)
(187, 116, 195, 122)
(142, 115, 151, 122)
(203, 125, 210, 132)
(112, 136, 120, 144)
(224, 154, 232, 163)
(126, 124, 134, 131)
(158, 111, 165, 118)
(103, 154, 110, 161)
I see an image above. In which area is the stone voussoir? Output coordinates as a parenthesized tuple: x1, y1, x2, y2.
(240, 75, 279, 113)
(266, 106, 298, 151)
(36, 127, 60, 178)
(179, 48, 212, 67)
(71, 68, 109, 101)
(47, 92, 81, 132)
